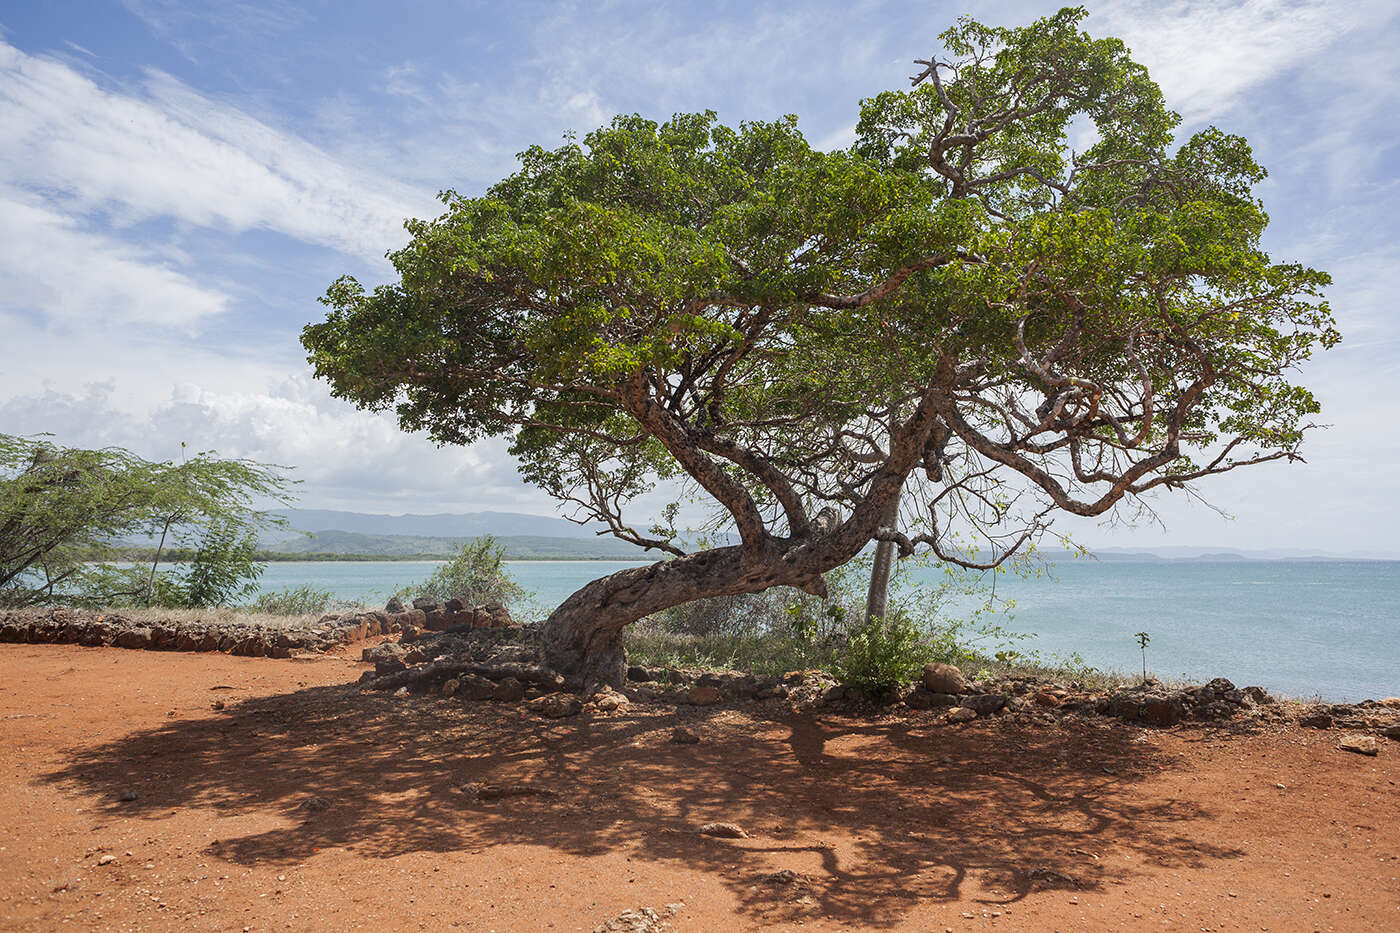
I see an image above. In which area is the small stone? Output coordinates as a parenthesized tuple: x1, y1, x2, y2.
(117, 790, 139, 802)
(458, 674, 497, 701)
(922, 662, 967, 694)
(440, 678, 461, 698)
(698, 821, 747, 838)
(299, 796, 331, 812)
(594, 688, 629, 712)
(961, 694, 1007, 716)
(685, 686, 722, 706)
(945, 707, 977, 724)
(670, 727, 701, 745)
(1242, 685, 1275, 705)
(1339, 734, 1378, 756)
(491, 677, 525, 702)
(527, 693, 582, 718)
(393, 686, 409, 697)
(97, 855, 116, 866)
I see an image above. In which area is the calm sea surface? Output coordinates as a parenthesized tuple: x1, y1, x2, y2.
(254, 558, 1400, 703)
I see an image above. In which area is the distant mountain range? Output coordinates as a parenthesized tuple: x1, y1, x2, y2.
(262, 509, 648, 559)
(269, 508, 598, 540)
(230, 509, 1393, 561)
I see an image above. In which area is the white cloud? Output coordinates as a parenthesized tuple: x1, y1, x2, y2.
(0, 39, 436, 260)
(0, 189, 228, 330)
(1090, 0, 1398, 125)
(0, 373, 556, 515)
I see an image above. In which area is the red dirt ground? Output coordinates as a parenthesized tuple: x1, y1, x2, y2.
(1, 644, 1397, 932)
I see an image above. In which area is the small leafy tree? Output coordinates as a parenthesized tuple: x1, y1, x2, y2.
(152, 521, 263, 609)
(0, 434, 292, 608)
(306, 7, 1336, 688)
(393, 536, 526, 608)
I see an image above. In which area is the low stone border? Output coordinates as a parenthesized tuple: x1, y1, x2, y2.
(361, 631, 1400, 743)
(0, 607, 386, 657)
(0, 597, 521, 659)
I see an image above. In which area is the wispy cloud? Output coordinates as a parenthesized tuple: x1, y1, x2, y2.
(0, 188, 228, 330)
(1090, 0, 1399, 125)
(0, 375, 554, 514)
(0, 39, 435, 261)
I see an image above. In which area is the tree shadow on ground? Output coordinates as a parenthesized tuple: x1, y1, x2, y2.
(45, 684, 1242, 927)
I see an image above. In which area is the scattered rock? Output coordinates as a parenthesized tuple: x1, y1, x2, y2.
(475, 783, 557, 801)
(922, 662, 967, 694)
(1108, 690, 1186, 727)
(627, 665, 655, 683)
(439, 677, 461, 698)
(116, 789, 139, 802)
(1026, 866, 1082, 889)
(458, 674, 499, 702)
(527, 693, 582, 718)
(298, 796, 331, 812)
(1242, 685, 1275, 706)
(821, 684, 849, 704)
(384, 596, 405, 613)
(97, 854, 116, 866)
(685, 686, 722, 706)
(593, 687, 630, 711)
(1300, 710, 1334, 729)
(669, 727, 701, 745)
(411, 597, 439, 611)
(1339, 734, 1379, 756)
(944, 707, 977, 724)
(961, 694, 1007, 716)
(492, 677, 525, 702)
(592, 905, 680, 933)
(698, 821, 747, 838)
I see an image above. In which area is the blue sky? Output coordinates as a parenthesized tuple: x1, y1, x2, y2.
(1, 1, 1397, 555)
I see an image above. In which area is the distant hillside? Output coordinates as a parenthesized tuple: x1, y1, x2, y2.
(274, 529, 647, 559)
(268, 508, 596, 542)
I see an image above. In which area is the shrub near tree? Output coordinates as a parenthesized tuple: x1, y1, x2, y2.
(0, 434, 291, 609)
(393, 536, 526, 610)
(305, 7, 1336, 689)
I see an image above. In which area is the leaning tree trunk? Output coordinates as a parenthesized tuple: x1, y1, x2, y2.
(540, 537, 850, 692)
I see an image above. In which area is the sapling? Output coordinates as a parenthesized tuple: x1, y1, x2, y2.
(1135, 632, 1151, 684)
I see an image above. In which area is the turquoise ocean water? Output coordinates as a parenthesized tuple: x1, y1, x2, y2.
(253, 558, 1399, 703)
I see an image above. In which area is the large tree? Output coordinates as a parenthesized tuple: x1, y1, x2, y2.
(304, 7, 1336, 689)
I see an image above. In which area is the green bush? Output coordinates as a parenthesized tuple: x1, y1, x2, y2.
(152, 521, 263, 608)
(394, 536, 526, 608)
(248, 584, 337, 616)
(832, 612, 932, 699)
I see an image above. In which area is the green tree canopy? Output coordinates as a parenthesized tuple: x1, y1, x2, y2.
(0, 434, 293, 608)
(304, 7, 1336, 687)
